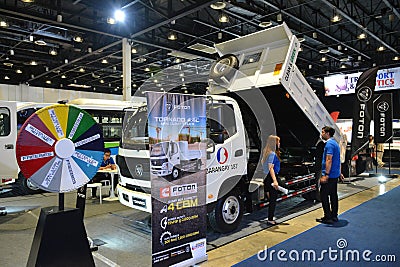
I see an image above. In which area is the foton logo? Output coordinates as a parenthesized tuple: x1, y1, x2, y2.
(166, 102, 191, 111)
(160, 187, 170, 198)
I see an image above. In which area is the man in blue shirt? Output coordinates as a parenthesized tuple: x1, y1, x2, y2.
(316, 126, 344, 224)
(90, 148, 116, 198)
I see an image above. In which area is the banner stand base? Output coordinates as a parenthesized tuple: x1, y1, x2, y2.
(27, 206, 95, 267)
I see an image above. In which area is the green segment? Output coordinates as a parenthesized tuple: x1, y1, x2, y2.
(66, 106, 96, 141)
(105, 141, 119, 148)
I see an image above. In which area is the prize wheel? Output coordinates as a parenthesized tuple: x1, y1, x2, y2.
(16, 104, 104, 193)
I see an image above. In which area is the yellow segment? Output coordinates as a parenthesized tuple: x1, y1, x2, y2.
(36, 104, 69, 140)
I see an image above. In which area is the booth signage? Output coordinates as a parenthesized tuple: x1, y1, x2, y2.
(373, 93, 393, 143)
(147, 92, 207, 267)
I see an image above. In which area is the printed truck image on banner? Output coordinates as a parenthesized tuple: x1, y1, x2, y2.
(146, 92, 207, 267)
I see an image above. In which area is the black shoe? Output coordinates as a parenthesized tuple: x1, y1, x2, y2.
(316, 217, 333, 224)
(332, 216, 338, 222)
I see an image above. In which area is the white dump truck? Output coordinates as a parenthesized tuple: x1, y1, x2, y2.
(150, 140, 202, 179)
(117, 23, 346, 233)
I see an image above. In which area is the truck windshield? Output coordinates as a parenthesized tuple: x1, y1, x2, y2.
(121, 106, 149, 150)
(150, 142, 169, 157)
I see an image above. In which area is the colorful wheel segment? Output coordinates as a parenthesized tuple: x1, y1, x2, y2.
(16, 104, 104, 193)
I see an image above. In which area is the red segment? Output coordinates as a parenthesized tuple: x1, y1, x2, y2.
(16, 114, 57, 147)
(16, 145, 55, 178)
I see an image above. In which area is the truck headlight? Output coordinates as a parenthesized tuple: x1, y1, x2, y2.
(162, 162, 168, 169)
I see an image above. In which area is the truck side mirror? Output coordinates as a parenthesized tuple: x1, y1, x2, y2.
(205, 138, 215, 154)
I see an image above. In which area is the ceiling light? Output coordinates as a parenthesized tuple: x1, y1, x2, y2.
(61, 74, 66, 79)
(337, 45, 342, 51)
(312, 32, 318, 39)
(358, 55, 362, 61)
(168, 31, 177, 40)
(331, 15, 341, 23)
(319, 48, 330, 54)
(393, 56, 400, 61)
(64, 59, 68, 64)
(217, 32, 223, 39)
(175, 58, 181, 63)
(100, 79, 105, 84)
(0, 20, 8, 27)
(114, 9, 125, 22)
(377, 45, 385, 51)
(210, 1, 226, 10)
(73, 35, 83, 42)
(144, 67, 150, 72)
(340, 64, 347, 69)
(107, 17, 116, 24)
(259, 21, 272, 28)
(9, 49, 14, 56)
(29, 35, 34, 42)
(340, 57, 350, 62)
(79, 67, 85, 72)
(56, 14, 62, 22)
(46, 80, 51, 84)
(30, 60, 37, 65)
(358, 33, 367, 39)
(277, 13, 282, 22)
(133, 83, 137, 87)
(87, 47, 92, 53)
(3, 61, 13, 67)
(4, 76, 10, 80)
(21, 0, 35, 2)
(92, 73, 100, 78)
(219, 13, 229, 23)
(68, 83, 91, 88)
(101, 59, 108, 64)
(49, 48, 57, 56)
(34, 40, 47, 46)
(320, 56, 327, 62)
(16, 69, 22, 74)
(131, 47, 137, 54)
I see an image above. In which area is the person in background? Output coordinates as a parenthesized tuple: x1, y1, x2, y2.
(317, 126, 344, 224)
(90, 148, 116, 199)
(262, 135, 281, 226)
(366, 135, 375, 170)
(376, 143, 385, 168)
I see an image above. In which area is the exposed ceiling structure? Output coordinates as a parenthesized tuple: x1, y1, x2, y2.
(0, 0, 400, 95)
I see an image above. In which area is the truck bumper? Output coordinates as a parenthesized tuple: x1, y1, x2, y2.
(117, 185, 152, 212)
(150, 168, 170, 176)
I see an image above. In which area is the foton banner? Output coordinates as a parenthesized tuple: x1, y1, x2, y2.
(373, 93, 393, 144)
(146, 92, 207, 267)
(351, 67, 379, 157)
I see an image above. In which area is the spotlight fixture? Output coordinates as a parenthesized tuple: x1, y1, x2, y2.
(73, 35, 83, 42)
(30, 60, 37, 65)
(100, 79, 105, 84)
(87, 47, 93, 53)
(79, 67, 85, 72)
(331, 15, 341, 23)
(49, 48, 57, 56)
(4, 76, 10, 80)
(144, 67, 150, 72)
(131, 47, 137, 54)
(61, 74, 67, 79)
(16, 69, 22, 74)
(319, 48, 330, 54)
(312, 32, 318, 39)
(259, 21, 272, 28)
(114, 9, 125, 22)
(34, 39, 47, 46)
(101, 59, 108, 64)
(64, 59, 69, 64)
(210, 1, 226, 10)
(277, 13, 282, 22)
(46, 80, 51, 84)
(107, 17, 116, 24)
(9, 49, 14, 56)
(340, 57, 350, 62)
(358, 55, 362, 61)
(175, 58, 181, 63)
(219, 12, 229, 23)
(377, 45, 385, 51)
(0, 20, 8, 27)
(29, 35, 34, 42)
(320, 56, 327, 62)
(340, 64, 347, 69)
(393, 56, 400, 61)
(168, 31, 177, 40)
(21, 0, 35, 2)
(297, 35, 305, 42)
(218, 32, 223, 40)
(56, 14, 62, 22)
(337, 45, 342, 51)
(357, 33, 367, 39)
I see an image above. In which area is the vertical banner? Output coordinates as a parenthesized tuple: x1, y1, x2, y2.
(147, 92, 207, 267)
(351, 67, 379, 157)
(373, 93, 393, 143)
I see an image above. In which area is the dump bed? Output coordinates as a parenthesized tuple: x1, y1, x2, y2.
(213, 23, 346, 160)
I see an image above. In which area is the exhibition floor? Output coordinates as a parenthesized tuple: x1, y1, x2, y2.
(0, 168, 399, 267)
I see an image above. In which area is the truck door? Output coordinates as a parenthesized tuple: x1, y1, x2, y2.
(169, 141, 180, 165)
(0, 101, 18, 181)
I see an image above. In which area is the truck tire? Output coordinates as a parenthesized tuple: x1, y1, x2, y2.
(171, 166, 181, 180)
(209, 54, 239, 84)
(208, 190, 244, 233)
(17, 172, 40, 195)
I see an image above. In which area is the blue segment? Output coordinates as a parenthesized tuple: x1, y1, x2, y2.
(72, 149, 104, 180)
(109, 147, 118, 155)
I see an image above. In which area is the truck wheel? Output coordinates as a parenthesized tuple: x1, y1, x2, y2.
(17, 172, 40, 195)
(208, 190, 244, 233)
(171, 167, 181, 180)
(209, 54, 239, 84)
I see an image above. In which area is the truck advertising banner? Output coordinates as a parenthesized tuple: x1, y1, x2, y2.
(373, 93, 393, 144)
(146, 92, 207, 267)
(324, 66, 400, 96)
(351, 67, 379, 157)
